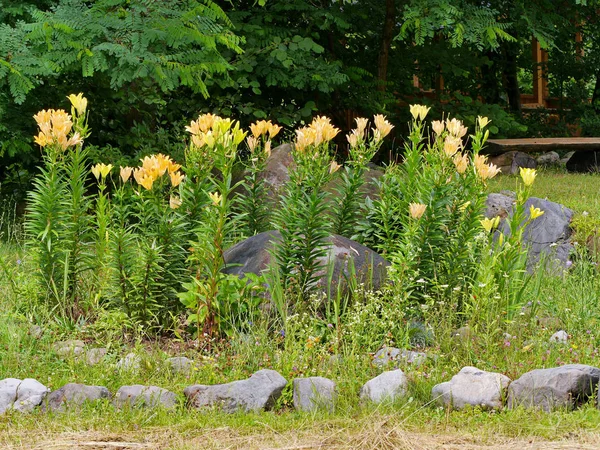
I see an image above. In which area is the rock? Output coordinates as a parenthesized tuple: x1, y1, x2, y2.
(53, 340, 85, 358)
(0, 378, 50, 413)
(488, 151, 537, 175)
(486, 194, 574, 270)
(560, 151, 575, 165)
(42, 383, 111, 412)
(536, 151, 560, 166)
(360, 369, 408, 404)
(85, 348, 107, 366)
(260, 144, 384, 202)
(507, 364, 600, 411)
(485, 193, 515, 220)
(28, 325, 43, 339)
(114, 385, 177, 409)
(116, 353, 141, 372)
(550, 330, 568, 344)
(432, 366, 511, 410)
(0, 379, 21, 414)
(293, 377, 336, 412)
(223, 231, 389, 294)
(167, 357, 193, 375)
(372, 347, 427, 368)
(184, 369, 287, 413)
(262, 143, 294, 199)
(566, 150, 600, 173)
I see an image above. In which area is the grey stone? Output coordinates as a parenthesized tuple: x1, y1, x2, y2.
(42, 383, 110, 412)
(223, 231, 389, 294)
(360, 369, 408, 404)
(53, 340, 85, 358)
(184, 369, 287, 413)
(432, 366, 510, 410)
(485, 193, 515, 220)
(488, 151, 537, 175)
(12, 379, 50, 412)
(293, 377, 336, 412)
(536, 151, 560, 166)
(550, 330, 568, 344)
(507, 364, 600, 411)
(373, 347, 427, 368)
(167, 357, 193, 375)
(486, 194, 574, 270)
(85, 348, 107, 366)
(116, 353, 141, 372)
(114, 385, 177, 409)
(0, 378, 21, 414)
(29, 325, 43, 339)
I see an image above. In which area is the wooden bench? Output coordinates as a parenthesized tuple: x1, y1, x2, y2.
(485, 138, 600, 155)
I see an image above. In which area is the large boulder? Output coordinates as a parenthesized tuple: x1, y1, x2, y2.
(566, 150, 600, 173)
(485, 194, 573, 269)
(184, 369, 287, 413)
(293, 377, 336, 412)
(432, 367, 510, 410)
(488, 151, 537, 175)
(43, 383, 111, 412)
(507, 364, 600, 411)
(260, 144, 384, 201)
(223, 231, 389, 293)
(360, 369, 408, 404)
(0, 378, 49, 414)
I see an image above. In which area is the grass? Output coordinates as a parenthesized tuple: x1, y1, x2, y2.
(2, 169, 600, 449)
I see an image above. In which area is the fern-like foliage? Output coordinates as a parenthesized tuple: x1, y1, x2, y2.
(0, 0, 241, 103)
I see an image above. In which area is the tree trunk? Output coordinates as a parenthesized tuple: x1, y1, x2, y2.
(502, 42, 521, 112)
(377, 0, 396, 92)
(592, 69, 600, 113)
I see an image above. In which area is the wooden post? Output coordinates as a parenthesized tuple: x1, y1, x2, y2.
(532, 38, 549, 107)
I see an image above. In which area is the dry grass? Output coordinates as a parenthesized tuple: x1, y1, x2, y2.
(3, 417, 600, 450)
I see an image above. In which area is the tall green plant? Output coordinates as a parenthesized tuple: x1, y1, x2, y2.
(25, 94, 91, 317)
(382, 107, 501, 312)
(271, 116, 342, 300)
(178, 114, 247, 338)
(333, 116, 392, 238)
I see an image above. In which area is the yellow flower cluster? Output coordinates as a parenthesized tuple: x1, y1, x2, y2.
(33, 109, 83, 150)
(295, 116, 340, 153)
(122, 154, 183, 191)
(250, 120, 282, 139)
(186, 113, 246, 151)
(410, 104, 431, 121)
(473, 154, 501, 180)
(480, 216, 501, 232)
(346, 115, 394, 147)
(91, 163, 113, 180)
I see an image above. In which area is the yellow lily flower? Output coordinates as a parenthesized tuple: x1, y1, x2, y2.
(409, 202, 427, 219)
(529, 205, 545, 220)
(169, 170, 185, 187)
(120, 166, 133, 183)
(67, 93, 88, 116)
(480, 216, 501, 232)
(520, 167, 537, 186)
